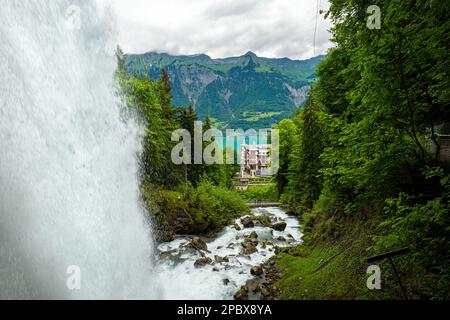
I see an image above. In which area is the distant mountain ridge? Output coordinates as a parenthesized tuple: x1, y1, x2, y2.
(125, 51, 325, 129)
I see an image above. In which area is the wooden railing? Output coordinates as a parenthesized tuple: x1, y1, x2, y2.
(247, 201, 286, 208)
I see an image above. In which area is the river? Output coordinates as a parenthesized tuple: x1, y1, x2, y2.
(156, 207, 303, 300)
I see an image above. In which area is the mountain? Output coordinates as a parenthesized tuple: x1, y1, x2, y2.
(125, 51, 325, 129)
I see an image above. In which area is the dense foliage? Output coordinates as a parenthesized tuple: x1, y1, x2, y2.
(142, 179, 249, 238)
(275, 0, 450, 299)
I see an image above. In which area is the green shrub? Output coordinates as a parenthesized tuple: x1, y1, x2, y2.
(373, 172, 450, 299)
(240, 184, 278, 202)
(142, 179, 249, 236)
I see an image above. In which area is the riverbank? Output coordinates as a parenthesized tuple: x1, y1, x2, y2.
(261, 207, 448, 300)
(142, 181, 249, 241)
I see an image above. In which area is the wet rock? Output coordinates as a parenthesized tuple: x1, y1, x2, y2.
(274, 246, 290, 254)
(214, 255, 230, 263)
(157, 230, 175, 242)
(213, 267, 220, 272)
(255, 214, 272, 227)
(159, 250, 177, 260)
(241, 240, 258, 255)
(272, 222, 287, 231)
(191, 237, 208, 251)
(260, 285, 272, 299)
(234, 286, 248, 300)
(277, 236, 286, 242)
(232, 223, 242, 231)
(242, 246, 257, 255)
(194, 257, 213, 267)
(223, 278, 230, 286)
(241, 216, 255, 228)
(250, 265, 263, 276)
(248, 280, 260, 292)
(249, 231, 258, 239)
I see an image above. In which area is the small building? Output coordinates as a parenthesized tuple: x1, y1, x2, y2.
(240, 144, 272, 178)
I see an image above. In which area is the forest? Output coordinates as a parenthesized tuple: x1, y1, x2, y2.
(115, 49, 248, 241)
(273, 0, 449, 299)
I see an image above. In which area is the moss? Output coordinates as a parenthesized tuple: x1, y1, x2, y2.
(252, 214, 272, 227)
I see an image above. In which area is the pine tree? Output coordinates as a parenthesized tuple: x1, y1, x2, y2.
(159, 69, 174, 119)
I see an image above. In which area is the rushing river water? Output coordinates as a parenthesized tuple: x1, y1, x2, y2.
(156, 207, 303, 300)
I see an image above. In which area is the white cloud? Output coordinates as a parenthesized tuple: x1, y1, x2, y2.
(111, 0, 333, 60)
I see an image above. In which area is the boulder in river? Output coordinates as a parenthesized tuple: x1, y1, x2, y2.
(241, 216, 255, 228)
(241, 240, 258, 255)
(271, 222, 287, 231)
(194, 257, 213, 267)
(248, 231, 258, 239)
(158, 250, 178, 261)
(254, 214, 272, 227)
(250, 265, 264, 276)
(214, 255, 230, 263)
(232, 223, 242, 231)
(190, 237, 208, 251)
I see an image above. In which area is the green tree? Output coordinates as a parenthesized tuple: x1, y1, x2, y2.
(275, 119, 299, 197)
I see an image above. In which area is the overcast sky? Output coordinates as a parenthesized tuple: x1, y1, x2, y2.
(111, 0, 333, 60)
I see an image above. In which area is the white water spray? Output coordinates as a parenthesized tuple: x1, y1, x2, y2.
(0, 1, 158, 299)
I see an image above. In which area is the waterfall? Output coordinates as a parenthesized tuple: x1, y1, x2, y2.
(0, 1, 158, 299)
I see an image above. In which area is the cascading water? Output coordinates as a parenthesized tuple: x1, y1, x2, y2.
(0, 1, 159, 299)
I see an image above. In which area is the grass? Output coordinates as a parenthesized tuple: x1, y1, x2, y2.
(273, 240, 404, 300)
